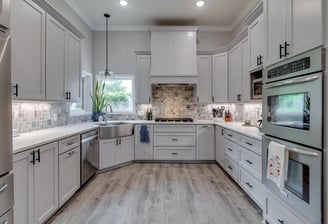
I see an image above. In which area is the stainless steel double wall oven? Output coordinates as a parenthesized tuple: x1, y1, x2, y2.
(262, 47, 324, 224)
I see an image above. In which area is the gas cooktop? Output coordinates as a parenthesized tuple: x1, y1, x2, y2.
(154, 117, 194, 122)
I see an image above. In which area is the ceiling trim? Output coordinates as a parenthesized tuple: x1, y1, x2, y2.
(93, 25, 232, 32)
(65, 0, 94, 29)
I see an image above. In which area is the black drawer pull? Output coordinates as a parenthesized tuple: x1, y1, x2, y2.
(245, 142, 253, 146)
(171, 152, 178, 155)
(246, 182, 253, 189)
(171, 139, 178, 141)
(245, 159, 253, 165)
(277, 219, 284, 224)
(30, 151, 35, 165)
(228, 165, 233, 170)
(67, 141, 75, 146)
(228, 134, 233, 137)
(227, 148, 233, 152)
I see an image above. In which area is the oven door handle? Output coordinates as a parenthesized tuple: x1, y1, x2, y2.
(285, 147, 320, 157)
(263, 75, 320, 89)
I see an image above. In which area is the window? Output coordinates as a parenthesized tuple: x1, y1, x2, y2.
(70, 71, 93, 116)
(99, 74, 135, 114)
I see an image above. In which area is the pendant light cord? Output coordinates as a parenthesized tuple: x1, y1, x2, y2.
(104, 14, 110, 74)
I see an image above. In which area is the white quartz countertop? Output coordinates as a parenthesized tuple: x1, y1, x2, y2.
(13, 123, 99, 154)
(13, 120, 262, 154)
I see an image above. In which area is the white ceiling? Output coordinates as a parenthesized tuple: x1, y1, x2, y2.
(65, 0, 259, 31)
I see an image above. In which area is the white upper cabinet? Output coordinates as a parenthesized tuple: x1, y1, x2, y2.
(66, 32, 81, 102)
(212, 52, 228, 103)
(248, 14, 263, 71)
(136, 55, 151, 104)
(46, 14, 66, 101)
(229, 38, 249, 102)
(11, 0, 46, 100)
(197, 55, 212, 103)
(264, 0, 323, 66)
(151, 28, 197, 76)
(12, 0, 82, 102)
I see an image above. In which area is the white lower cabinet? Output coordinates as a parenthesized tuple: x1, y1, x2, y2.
(134, 125, 153, 160)
(13, 142, 59, 224)
(196, 125, 215, 160)
(224, 156, 239, 182)
(215, 126, 225, 167)
(265, 191, 309, 224)
(99, 136, 134, 170)
(58, 147, 80, 207)
(154, 147, 196, 160)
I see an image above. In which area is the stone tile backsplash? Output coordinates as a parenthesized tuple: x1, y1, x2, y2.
(12, 102, 91, 134)
(13, 86, 262, 134)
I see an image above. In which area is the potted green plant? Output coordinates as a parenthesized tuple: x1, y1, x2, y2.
(90, 81, 108, 121)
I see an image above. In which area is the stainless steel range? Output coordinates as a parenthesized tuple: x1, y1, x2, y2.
(262, 47, 324, 224)
(155, 117, 194, 122)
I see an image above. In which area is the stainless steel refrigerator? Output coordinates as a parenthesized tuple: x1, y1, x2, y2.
(0, 0, 14, 223)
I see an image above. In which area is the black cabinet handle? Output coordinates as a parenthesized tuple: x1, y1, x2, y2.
(279, 44, 284, 59)
(171, 139, 178, 141)
(171, 152, 178, 155)
(68, 92, 71, 100)
(259, 55, 263, 65)
(221, 129, 224, 136)
(245, 159, 253, 165)
(245, 142, 253, 146)
(116, 139, 118, 145)
(36, 149, 40, 163)
(119, 138, 121, 145)
(228, 165, 233, 170)
(65, 91, 69, 100)
(237, 94, 241, 101)
(256, 56, 259, 66)
(246, 182, 253, 189)
(277, 219, 284, 224)
(228, 134, 233, 137)
(284, 41, 290, 57)
(148, 96, 151, 103)
(13, 84, 18, 97)
(228, 148, 233, 152)
(30, 151, 35, 165)
(197, 96, 199, 102)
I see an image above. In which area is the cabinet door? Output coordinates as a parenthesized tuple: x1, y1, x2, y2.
(228, 44, 242, 102)
(33, 142, 58, 224)
(117, 136, 134, 164)
(13, 150, 34, 224)
(263, 0, 288, 66)
(66, 32, 81, 101)
(248, 14, 263, 71)
(173, 32, 197, 76)
(136, 55, 151, 103)
(215, 126, 225, 167)
(59, 147, 80, 207)
(212, 52, 228, 103)
(151, 32, 173, 76)
(99, 139, 117, 169)
(11, 0, 45, 100)
(196, 55, 212, 103)
(196, 125, 215, 160)
(241, 38, 250, 102)
(290, 0, 322, 56)
(135, 125, 153, 160)
(45, 14, 66, 101)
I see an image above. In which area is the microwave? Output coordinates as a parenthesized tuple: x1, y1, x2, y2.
(251, 77, 262, 99)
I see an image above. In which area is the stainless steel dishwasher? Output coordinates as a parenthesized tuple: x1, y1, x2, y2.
(81, 130, 99, 185)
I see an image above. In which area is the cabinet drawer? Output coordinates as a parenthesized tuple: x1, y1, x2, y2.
(154, 125, 196, 133)
(224, 157, 238, 181)
(0, 208, 13, 224)
(223, 129, 239, 142)
(239, 135, 261, 155)
(265, 192, 308, 224)
(239, 146, 262, 181)
(154, 147, 195, 160)
(224, 139, 238, 161)
(154, 133, 196, 147)
(239, 168, 264, 209)
(59, 135, 80, 154)
(0, 173, 13, 216)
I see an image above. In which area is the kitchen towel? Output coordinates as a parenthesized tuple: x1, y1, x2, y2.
(266, 141, 289, 190)
(140, 125, 150, 143)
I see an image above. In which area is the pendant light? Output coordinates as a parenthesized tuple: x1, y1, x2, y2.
(99, 13, 113, 79)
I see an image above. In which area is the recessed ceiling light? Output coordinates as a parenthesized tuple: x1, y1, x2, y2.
(196, 1, 205, 7)
(120, 0, 128, 6)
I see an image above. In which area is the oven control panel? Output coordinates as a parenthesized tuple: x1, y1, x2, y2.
(268, 57, 310, 79)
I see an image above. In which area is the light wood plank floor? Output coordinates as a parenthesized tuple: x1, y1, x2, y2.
(49, 163, 262, 224)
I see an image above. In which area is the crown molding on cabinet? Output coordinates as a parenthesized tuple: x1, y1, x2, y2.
(32, 0, 86, 39)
